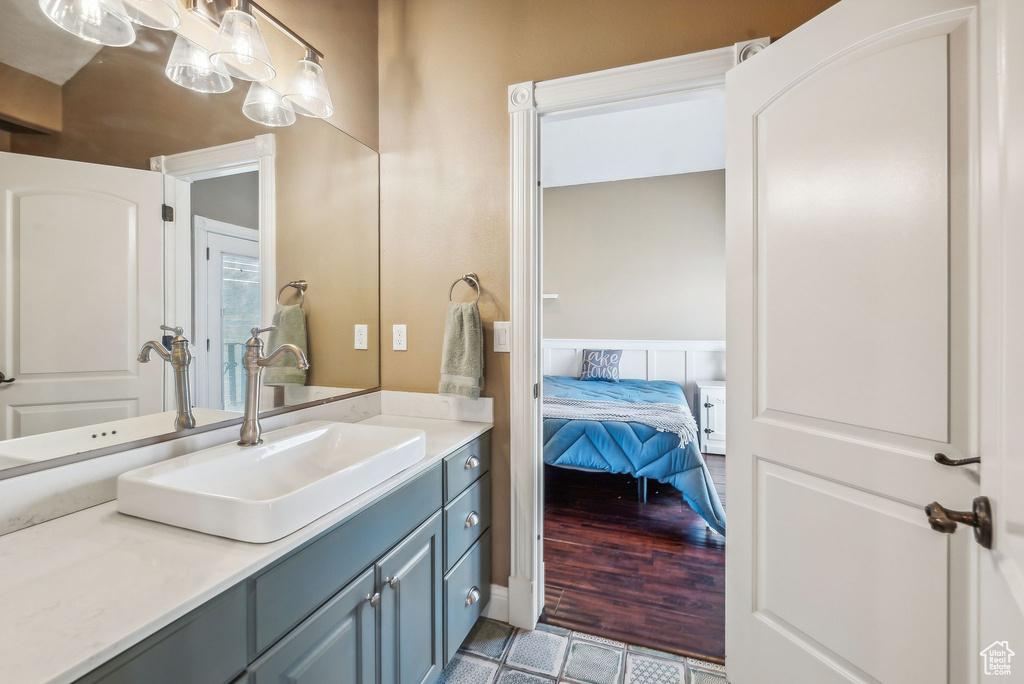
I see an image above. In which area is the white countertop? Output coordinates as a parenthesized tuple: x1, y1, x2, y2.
(0, 415, 491, 684)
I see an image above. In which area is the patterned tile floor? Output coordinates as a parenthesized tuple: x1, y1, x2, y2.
(440, 618, 728, 684)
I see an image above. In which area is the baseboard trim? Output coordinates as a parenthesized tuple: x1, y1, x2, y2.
(482, 584, 509, 622)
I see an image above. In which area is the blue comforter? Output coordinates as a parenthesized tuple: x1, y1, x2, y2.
(543, 375, 726, 534)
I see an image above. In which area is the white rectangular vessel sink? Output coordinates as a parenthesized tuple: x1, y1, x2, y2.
(117, 421, 427, 543)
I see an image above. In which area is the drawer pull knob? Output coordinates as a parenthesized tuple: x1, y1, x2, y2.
(465, 455, 481, 469)
(366, 592, 381, 607)
(465, 511, 480, 528)
(465, 586, 481, 606)
(384, 576, 399, 589)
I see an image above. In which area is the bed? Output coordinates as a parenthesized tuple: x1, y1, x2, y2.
(542, 374, 726, 534)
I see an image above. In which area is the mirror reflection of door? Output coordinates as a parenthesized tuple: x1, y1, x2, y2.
(0, 152, 164, 443)
(193, 217, 260, 412)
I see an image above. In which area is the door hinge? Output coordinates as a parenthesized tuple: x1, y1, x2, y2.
(161, 204, 174, 222)
(206, 247, 210, 260)
(533, 383, 538, 399)
(206, 339, 210, 351)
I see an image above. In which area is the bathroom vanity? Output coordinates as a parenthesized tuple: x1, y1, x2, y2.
(0, 411, 492, 684)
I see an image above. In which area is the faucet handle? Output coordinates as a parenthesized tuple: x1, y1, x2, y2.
(250, 325, 277, 339)
(161, 325, 184, 336)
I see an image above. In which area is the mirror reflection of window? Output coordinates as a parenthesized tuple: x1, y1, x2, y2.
(219, 252, 261, 413)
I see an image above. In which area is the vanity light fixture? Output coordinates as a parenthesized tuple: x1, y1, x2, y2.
(282, 50, 334, 119)
(165, 35, 232, 94)
(209, 0, 276, 82)
(121, 0, 179, 30)
(242, 82, 295, 127)
(38, 0, 136, 47)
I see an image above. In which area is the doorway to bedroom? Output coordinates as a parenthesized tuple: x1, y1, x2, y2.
(537, 87, 728, 663)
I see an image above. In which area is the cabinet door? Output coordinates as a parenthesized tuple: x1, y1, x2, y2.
(251, 568, 377, 684)
(378, 511, 443, 684)
(700, 387, 727, 455)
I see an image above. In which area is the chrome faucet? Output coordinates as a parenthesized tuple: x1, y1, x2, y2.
(238, 325, 310, 446)
(139, 326, 196, 431)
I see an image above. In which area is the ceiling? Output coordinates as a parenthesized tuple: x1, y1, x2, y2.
(540, 88, 726, 188)
(0, 0, 103, 84)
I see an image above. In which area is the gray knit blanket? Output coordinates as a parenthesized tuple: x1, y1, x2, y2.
(542, 396, 699, 445)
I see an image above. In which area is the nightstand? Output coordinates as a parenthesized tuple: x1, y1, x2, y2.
(696, 380, 726, 455)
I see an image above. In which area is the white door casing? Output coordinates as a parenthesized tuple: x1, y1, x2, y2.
(726, 1, 981, 683)
(193, 217, 259, 411)
(978, 0, 1024, 673)
(507, 39, 768, 629)
(0, 152, 164, 438)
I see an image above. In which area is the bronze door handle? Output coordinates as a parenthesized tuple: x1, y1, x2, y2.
(0, 372, 14, 384)
(925, 496, 992, 549)
(934, 452, 980, 467)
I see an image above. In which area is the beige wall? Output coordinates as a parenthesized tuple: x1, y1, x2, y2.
(378, 0, 839, 587)
(0, 62, 61, 134)
(543, 172, 725, 341)
(191, 172, 260, 230)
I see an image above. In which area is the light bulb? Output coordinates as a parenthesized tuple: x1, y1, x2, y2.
(242, 82, 295, 127)
(165, 35, 233, 94)
(209, 8, 275, 82)
(38, 0, 136, 47)
(282, 56, 333, 118)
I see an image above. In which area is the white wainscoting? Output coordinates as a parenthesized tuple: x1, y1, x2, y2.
(541, 339, 725, 404)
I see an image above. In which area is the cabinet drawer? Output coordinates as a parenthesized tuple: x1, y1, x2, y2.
(444, 473, 491, 571)
(77, 584, 247, 684)
(253, 462, 442, 654)
(443, 531, 491, 663)
(250, 568, 377, 684)
(444, 434, 490, 503)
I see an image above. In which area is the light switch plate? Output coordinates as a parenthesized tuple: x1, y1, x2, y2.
(393, 324, 407, 351)
(354, 324, 368, 350)
(493, 321, 511, 353)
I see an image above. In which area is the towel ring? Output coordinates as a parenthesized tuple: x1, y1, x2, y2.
(449, 273, 481, 304)
(278, 280, 308, 306)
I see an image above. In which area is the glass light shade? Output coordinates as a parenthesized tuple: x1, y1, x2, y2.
(242, 82, 295, 127)
(282, 58, 334, 118)
(38, 0, 136, 47)
(209, 9, 275, 82)
(121, 0, 179, 30)
(165, 35, 232, 94)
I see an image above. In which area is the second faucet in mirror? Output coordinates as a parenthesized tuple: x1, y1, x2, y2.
(138, 326, 196, 431)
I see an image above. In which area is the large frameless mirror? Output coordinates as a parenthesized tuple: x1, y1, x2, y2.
(0, 0, 380, 476)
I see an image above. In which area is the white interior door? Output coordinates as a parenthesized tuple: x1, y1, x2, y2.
(0, 152, 164, 438)
(977, 0, 1024, 676)
(193, 216, 259, 412)
(726, 1, 983, 682)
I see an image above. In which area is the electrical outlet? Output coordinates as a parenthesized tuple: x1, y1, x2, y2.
(354, 324, 368, 350)
(393, 324, 407, 351)
(493, 321, 511, 352)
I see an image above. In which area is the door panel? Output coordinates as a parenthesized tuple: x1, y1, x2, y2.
(378, 511, 443, 684)
(757, 34, 949, 442)
(758, 464, 947, 684)
(0, 152, 164, 439)
(251, 567, 377, 684)
(726, 2, 980, 682)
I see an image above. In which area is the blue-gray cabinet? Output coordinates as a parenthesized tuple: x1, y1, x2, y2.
(76, 430, 491, 684)
(379, 511, 444, 684)
(250, 568, 377, 684)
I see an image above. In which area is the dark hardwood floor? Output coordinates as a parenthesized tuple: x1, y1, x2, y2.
(540, 455, 726, 663)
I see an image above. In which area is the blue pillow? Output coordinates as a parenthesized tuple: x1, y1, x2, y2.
(579, 349, 622, 382)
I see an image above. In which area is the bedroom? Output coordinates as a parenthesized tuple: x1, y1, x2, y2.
(538, 89, 728, 664)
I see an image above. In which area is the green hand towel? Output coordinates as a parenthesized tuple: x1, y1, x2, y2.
(439, 301, 484, 399)
(263, 304, 308, 387)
